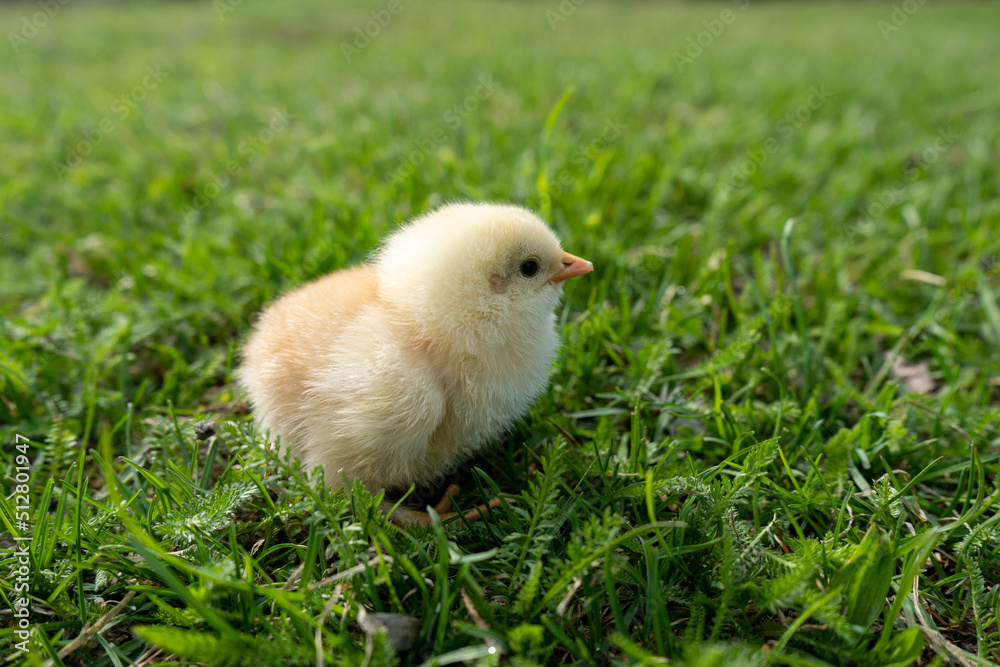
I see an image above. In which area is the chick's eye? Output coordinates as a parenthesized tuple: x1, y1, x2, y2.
(520, 260, 539, 277)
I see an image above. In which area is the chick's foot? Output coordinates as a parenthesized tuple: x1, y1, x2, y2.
(380, 486, 509, 528)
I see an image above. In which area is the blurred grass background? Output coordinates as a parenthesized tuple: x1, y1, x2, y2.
(3, 0, 998, 424)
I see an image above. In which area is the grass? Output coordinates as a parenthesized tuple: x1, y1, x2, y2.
(1, 0, 999, 664)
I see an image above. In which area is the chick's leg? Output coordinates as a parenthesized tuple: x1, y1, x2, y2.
(437, 495, 507, 523)
(432, 483, 461, 514)
(380, 487, 507, 528)
(433, 484, 508, 522)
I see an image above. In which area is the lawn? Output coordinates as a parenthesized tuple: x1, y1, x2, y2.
(1, 0, 999, 664)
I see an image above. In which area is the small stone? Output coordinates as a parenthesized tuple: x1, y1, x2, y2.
(357, 609, 421, 651)
(889, 357, 936, 395)
(194, 420, 216, 441)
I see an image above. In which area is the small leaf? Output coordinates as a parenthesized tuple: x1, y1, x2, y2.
(508, 623, 546, 658)
(831, 525, 894, 628)
(135, 626, 248, 665)
(156, 482, 257, 544)
(882, 626, 924, 667)
(513, 559, 543, 617)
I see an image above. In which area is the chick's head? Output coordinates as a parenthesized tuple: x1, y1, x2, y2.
(375, 203, 592, 353)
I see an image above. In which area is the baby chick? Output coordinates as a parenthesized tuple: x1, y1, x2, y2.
(240, 203, 592, 521)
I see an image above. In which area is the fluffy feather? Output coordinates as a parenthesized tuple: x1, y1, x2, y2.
(239, 203, 592, 492)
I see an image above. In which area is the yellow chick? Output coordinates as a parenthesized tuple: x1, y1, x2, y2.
(239, 203, 592, 516)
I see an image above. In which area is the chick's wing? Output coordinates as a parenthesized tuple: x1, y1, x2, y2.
(302, 306, 447, 489)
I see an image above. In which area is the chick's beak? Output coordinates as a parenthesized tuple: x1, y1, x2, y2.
(551, 250, 594, 284)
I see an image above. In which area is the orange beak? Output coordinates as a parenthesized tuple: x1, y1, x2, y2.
(551, 250, 594, 284)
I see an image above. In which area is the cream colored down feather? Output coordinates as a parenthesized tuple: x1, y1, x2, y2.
(239, 203, 592, 492)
